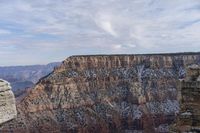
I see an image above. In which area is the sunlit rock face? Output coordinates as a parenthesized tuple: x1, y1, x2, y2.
(1, 53, 200, 133)
(0, 79, 17, 125)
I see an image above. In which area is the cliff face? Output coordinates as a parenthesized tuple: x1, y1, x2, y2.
(173, 65, 200, 132)
(0, 79, 17, 125)
(1, 53, 200, 133)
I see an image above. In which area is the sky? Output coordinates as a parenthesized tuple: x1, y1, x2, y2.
(0, 0, 200, 66)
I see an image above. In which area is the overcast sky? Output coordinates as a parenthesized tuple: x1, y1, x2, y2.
(0, 0, 200, 66)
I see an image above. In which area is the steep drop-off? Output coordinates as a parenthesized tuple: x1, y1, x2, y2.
(1, 53, 200, 133)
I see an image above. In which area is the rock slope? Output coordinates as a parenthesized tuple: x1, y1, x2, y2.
(0, 79, 17, 125)
(1, 53, 200, 133)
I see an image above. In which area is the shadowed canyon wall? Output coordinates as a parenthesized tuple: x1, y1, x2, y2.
(172, 65, 200, 132)
(1, 53, 200, 133)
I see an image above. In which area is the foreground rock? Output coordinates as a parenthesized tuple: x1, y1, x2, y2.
(0, 79, 17, 125)
(1, 53, 200, 133)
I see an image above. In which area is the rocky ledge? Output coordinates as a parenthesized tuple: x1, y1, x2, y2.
(0, 79, 17, 125)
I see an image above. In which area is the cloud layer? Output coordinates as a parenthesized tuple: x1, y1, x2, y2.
(0, 0, 200, 65)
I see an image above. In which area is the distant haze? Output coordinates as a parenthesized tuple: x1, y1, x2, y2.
(0, 62, 61, 95)
(0, 0, 200, 65)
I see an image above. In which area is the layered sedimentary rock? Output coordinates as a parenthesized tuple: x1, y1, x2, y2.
(172, 64, 200, 132)
(0, 79, 17, 125)
(1, 53, 200, 133)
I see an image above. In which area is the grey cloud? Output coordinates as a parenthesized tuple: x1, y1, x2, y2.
(0, 0, 199, 65)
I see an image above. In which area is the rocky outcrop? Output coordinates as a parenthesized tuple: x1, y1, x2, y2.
(1, 53, 200, 133)
(0, 79, 17, 125)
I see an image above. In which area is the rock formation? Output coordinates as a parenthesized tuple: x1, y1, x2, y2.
(0, 79, 17, 125)
(172, 64, 200, 132)
(1, 53, 200, 133)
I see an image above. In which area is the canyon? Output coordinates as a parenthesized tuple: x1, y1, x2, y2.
(1, 52, 200, 133)
(0, 62, 60, 97)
